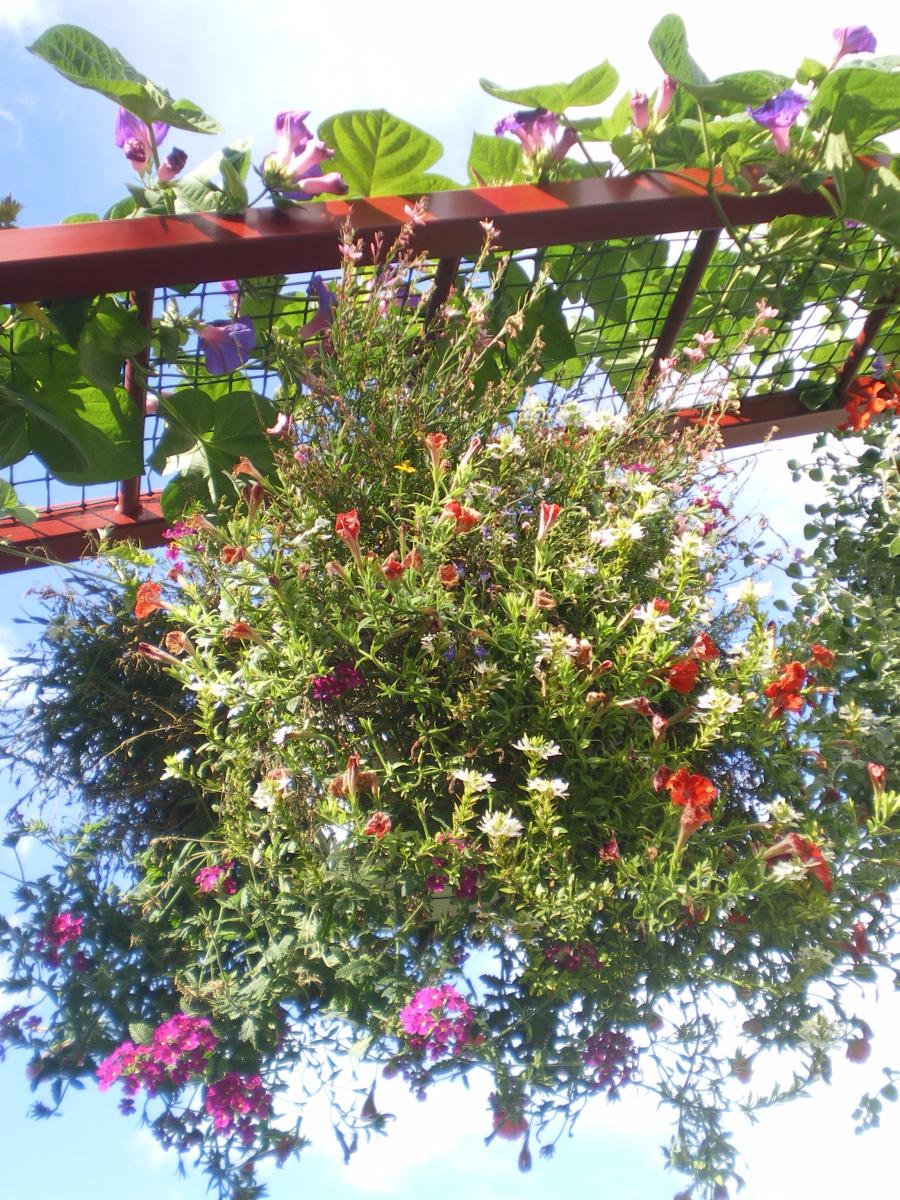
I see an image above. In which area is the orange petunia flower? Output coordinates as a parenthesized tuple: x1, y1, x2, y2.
(667, 658, 699, 694)
(441, 499, 481, 534)
(363, 811, 392, 839)
(665, 767, 718, 811)
(809, 643, 835, 669)
(134, 582, 166, 619)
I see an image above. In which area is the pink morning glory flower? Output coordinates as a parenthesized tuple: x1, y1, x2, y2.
(748, 90, 808, 155)
(262, 110, 347, 198)
(494, 108, 576, 165)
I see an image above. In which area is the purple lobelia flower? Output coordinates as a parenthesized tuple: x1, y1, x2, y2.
(832, 25, 877, 63)
(748, 90, 808, 155)
(115, 108, 169, 174)
(198, 319, 255, 375)
(263, 110, 348, 198)
(494, 108, 576, 166)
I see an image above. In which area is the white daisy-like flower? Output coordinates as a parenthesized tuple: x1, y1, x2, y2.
(272, 725, 296, 746)
(726, 578, 773, 604)
(252, 782, 277, 811)
(633, 603, 678, 633)
(672, 531, 704, 559)
(160, 747, 192, 781)
(512, 735, 561, 760)
(769, 860, 809, 885)
(487, 431, 525, 457)
(533, 630, 580, 672)
(695, 687, 742, 714)
(566, 555, 598, 578)
(420, 633, 436, 653)
(797, 1014, 841, 1050)
(589, 527, 619, 548)
(526, 777, 570, 799)
(625, 523, 645, 541)
(795, 945, 836, 973)
(452, 769, 496, 794)
(582, 408, 627, 434)
(478, 810, 524, 840)
(766, 798, 804, 825)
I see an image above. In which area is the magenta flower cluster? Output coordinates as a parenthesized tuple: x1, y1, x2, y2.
(97, 1014, 218, 1097)
(582, 1030, 637, 1094)
(194, 861, 238, 895)
(204, 1071, 271, 1143)
(543, 940, 602, 972)
(427, 834, 485, 899)
(399, 985, 478, 1059)
(35, 911, 83, 965)
(311, 661, 364, 702)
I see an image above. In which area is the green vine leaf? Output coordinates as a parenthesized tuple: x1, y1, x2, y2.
(28, 25, 222, 134)
(479, 62, 618, 112)
(467, 134, 525, 186)
(808, 66, 900, 147)
(318, 110, 455, 197)
(78, 297, 151, 390)
(0, 479, 38, 526)
(648, 14, 709, 89)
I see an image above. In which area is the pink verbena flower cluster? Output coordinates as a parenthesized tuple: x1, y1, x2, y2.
(204, 1071, 271, 1143)
(311, 660, 365, 702)
(97, 1014, 218, 1096)
(426, 834, 485, 899)
(35, 912, 83, 965)
(543, 940, 602, 972)
(582, 1030, 637, 1094)
(399, 985, 478, 1059)
(194, 862, 238, 895)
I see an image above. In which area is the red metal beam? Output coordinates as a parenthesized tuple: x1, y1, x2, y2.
(0, 173, 835, 304)
(644, 228, 722, 386)
(678, 389, 846, 449)
(835, 302, 894, 397)
(0, 495, 166, 574)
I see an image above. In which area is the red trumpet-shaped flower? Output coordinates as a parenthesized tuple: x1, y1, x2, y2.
(335, 509, 362, 564)
(536, 501, 561, 543)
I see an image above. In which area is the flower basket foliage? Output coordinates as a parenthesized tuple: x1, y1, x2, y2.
(1, 15, 899, 1200)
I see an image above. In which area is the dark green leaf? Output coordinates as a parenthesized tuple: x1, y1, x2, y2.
(44, 296, 94, 348)
(78, 297, 151, 389)
(0, 401, 29, 467)
(160, 468, 211, 523)
(478, 62, 619, 111)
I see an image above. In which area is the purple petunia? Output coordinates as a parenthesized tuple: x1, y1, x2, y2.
(748, 90, 808, 155)
(198, 319, 256, 375)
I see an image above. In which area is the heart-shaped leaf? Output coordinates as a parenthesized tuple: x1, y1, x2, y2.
(479, 62, 618, 112)
(318, 110, 454, 196)
(467, 133, 525, 185)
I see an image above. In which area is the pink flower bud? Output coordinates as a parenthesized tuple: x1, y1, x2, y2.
(631, 92, 650, 131)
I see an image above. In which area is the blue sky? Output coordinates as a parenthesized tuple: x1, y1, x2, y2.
(2, 1, 899, 1197)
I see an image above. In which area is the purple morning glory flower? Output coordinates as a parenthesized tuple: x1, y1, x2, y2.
(297, 275, 335, 340)
(832, 26, 877, 63)
(198, 318, 255, 375)
(748, 90, 808, 155)
(114, 108, 169, 174)
(157, 147, 187, 184)
(263, 110, 347, 199)
(494, 108, 576, 165)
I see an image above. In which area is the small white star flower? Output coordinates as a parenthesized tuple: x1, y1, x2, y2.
(452, 769, 496, 794)
(513, 735, 561, 760)
(479, 810, 524, 840)
(526, 777, 570, 800)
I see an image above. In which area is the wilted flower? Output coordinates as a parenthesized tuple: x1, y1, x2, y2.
(479, 810, 524, 840)
(748, 90, 808, 155)
(763, 832, 833, 892)
(157, 147, 187, 183)
(438, 562, 461, 588)
(114, 107, 168, 173)
(297, 274, 336, 340)
(199, 319, 255, 375)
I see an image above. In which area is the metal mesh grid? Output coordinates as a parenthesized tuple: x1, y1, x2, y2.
(2, 223, 897, 531)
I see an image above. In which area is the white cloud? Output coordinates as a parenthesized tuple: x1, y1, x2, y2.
(0, 107, 24, 147)
(0, 0, 58, 35)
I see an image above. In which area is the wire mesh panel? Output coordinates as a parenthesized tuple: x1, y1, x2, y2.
(1, 177, 896, 570)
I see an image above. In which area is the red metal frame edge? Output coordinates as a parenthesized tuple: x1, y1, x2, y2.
(0, 172, 835, 304)
(0, 495, 166, 574)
